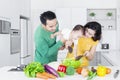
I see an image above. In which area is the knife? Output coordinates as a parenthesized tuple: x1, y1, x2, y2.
(75, 52, 88, 60)
(68, 46, 73, 53)
(114, 70, 119, 79)
(75, 55, 83, 60)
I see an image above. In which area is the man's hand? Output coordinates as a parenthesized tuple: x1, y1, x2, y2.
(59, 45, 65, 50)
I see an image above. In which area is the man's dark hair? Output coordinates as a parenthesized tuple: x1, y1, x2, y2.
(84, 21, 102, 41)
(40, 11, 56, 25)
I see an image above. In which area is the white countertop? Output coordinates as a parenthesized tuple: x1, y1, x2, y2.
(0, 66, 120, 80)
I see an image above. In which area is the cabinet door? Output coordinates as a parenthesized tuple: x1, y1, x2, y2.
(10, 0, 20, 29)
(89, 53, 97, 66)
(71, 8, 87, 27)
(56, 8, 71, 29)
(9, 53, 20, 66)
(101, 55, 113, 66)
(20, 0, 31, 17)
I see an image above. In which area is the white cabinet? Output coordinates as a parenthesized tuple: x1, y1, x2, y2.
(9, 0, 20, 29)
(87, 9, 117, 30)
(0, 34, 10, 67)
(20, 0, 31, 17)
(0, 0, 31, 29)
(71, 8, 87, 27)
(56, 8, 87, 29)
(89, 51, 113, 66)
(56, 8, 71, 29)
(101, 54, 113, 66)
(9, 53, 20, 66)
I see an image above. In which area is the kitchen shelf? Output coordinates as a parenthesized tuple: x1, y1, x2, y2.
(87, 9, 117, 30)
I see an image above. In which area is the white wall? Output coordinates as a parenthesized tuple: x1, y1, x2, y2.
(31, 0, 119, 53)
(31, 0, 117, 9)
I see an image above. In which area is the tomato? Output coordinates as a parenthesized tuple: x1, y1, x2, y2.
(76, 67, 82, 74)
(106, 68, 111, 74)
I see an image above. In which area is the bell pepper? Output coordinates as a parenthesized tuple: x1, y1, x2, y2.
(57, 65, 67, 73)
(97, 65, 106, 77)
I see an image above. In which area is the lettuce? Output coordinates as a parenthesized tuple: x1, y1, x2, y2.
(24, 62, 45, 77)
(62, 58, 81, 69)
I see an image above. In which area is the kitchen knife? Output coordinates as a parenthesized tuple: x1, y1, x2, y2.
(114, 70, 119, 79)
(75, 52, 88, 60)
(68, 46, 73, 53)
(75, 55, 83, 60)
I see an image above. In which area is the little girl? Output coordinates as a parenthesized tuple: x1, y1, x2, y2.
(51, 25, 83, 58)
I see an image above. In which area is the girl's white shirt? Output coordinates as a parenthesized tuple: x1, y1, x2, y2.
(57, 28, 78, 45)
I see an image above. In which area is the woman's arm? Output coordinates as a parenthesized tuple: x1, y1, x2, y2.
(84, 46, 97, 61)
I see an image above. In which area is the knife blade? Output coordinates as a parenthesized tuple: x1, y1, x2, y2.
(75, 55, 83, 60)
(68, 46, 73, 53)
(114, 70, 119, 79)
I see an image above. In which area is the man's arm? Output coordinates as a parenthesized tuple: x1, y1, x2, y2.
(35, 38, 64, 57)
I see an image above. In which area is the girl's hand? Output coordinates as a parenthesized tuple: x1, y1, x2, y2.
(60, 35, 66, 44)
(66, 40, 73, 46)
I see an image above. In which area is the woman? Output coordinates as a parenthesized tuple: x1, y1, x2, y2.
(77, 21, 102, 61)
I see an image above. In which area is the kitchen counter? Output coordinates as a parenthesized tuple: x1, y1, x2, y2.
(0, 66, 120, 80)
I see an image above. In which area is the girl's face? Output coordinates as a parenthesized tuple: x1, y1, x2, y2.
(72, 30, 83, 40)
(85, 28, 95, 38)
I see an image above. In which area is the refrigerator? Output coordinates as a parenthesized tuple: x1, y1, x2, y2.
(20, 17, 31, 65)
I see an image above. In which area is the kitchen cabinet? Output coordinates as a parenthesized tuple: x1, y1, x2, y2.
(101, 54, 113, 66)
(20, 0, 31, 18)
(0, 0, 31, 29)
(87, 9, 117, 30)
(9, 53, 20, 66)
(71, 8, 87, 27)
(56, 8, 87, 29)
(9, 0, 20, 29)
(89, 51, 113, 66)
(0, 0, 19, 29)
(0, 34, 10, 67)
(87, 9, 117, 51)
(56, 8, 71, 29)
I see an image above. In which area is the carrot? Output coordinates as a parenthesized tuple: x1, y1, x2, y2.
(36, 72, 48, 79)
(42, 72, 56, 79)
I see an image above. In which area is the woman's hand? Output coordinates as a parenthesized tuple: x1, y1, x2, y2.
(84, 51, 93, 61)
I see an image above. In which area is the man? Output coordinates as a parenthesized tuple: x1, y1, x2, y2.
(34, 11, 65, 64)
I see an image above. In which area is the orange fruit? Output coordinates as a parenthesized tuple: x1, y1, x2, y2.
(76, 67, 82, 74)
(106, 68, 111, 74)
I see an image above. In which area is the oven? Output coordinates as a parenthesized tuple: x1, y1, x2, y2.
(10, 29, 21, 54)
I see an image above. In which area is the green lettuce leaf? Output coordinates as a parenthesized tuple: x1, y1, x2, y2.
(24, 62, 45, 77)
